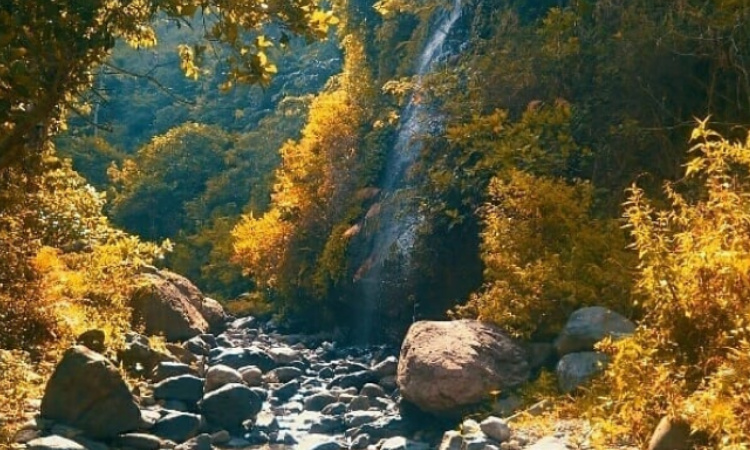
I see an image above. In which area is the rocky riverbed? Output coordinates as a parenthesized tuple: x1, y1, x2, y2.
(12, 314, 640, 450)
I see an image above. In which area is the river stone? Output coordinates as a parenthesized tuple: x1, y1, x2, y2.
(200, 383, 264, 430)
(152, 412, 201, 444)
(327, 370, 379, 390)
(647, 416, 691, 450)
(480, 416, 512, 443)
(156, 270, 229, 333)
(304, 391, 338, 411)
(205, 364, 243, 392)
(210, 347, 275, 372)
(274, 380, 300, 401)
(151, 361, 196, 382)
(266, 366, 304, 383)
(27, 436, 86, 450)
(269, 347, 300, 365)
(40, 346, 141, 439)
(397, 320, 529, 415)
(439, 431, 463, 450)
(174, 433, 212, 450)
(153, 374, 204, 405)
(240, 366, 264, 386)
(555, 306, 635, 356)
(360, 383, 386, 398)
(117, 433, 162, 450)
(372, 356, 398, 378)
(556, 352, 610, 393)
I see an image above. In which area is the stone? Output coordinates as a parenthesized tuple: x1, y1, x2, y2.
(525, 436, 567, 450)
(647, 416, 691, 450)
(155, 270, 229, 332)
(240, 366, 264, 386)
(318, 367, 335, 379)
(210, 430, 231, 445)
(200, 383, 264, 430)
(297, 436, 345, 450)
(184, 337, 211, 356)
(210, 347, 275, 372)
(119, 332, 178, 373)
(205, 364, 243, 392)
(556, 352, 610, 393)
(266, 366, 304, 383)
(27, 436, 86, 450)
(380, 437, 408, 450)
(378, 375, 398, 391)
(174, 433, 212, 450)
(75, 329, 105, 353)
(231, 316, 257, 329)
(165, 343, 200, 366)
(152, 412, 202, 443)
(117, 433, 162, 450)
(351, 415, 406, 441)
(372, 356, 398, 378)
(555, 306, 635, 356)
(269, 347, 300, 365)
(13, 429, 41, 444)
(345, 411, 381, 428)
(360, 383, 386, 398)
(151, 362, 196, 383)
(131, 273, 209, 341)
(274, 380, 300, 401)
(322, 402, 347, 416)
(327, 370, 379, 390)
(309, 415, 345, 433)
(139, 409, 162, 430)
(40, 346, 141, 439)
(153, 375, 205, 405)
(480, 416, 512, 443)
(304, 391, 338, 411)
(350, 433, 370, 449)
(438, 431, 463, 450)
(347, 395, 370, 412)
(397, 320, 529, 415)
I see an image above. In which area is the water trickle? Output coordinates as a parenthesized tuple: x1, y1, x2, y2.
(358, 0, 463, 341)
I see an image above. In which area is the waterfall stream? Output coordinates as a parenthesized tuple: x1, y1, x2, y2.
(358, 0, 463, 341)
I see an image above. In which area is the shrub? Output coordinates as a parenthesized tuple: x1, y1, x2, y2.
(455, 169, 634, 339)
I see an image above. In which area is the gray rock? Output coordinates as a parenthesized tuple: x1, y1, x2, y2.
(647, 416, 691, 450)
(372, 356, 398, 378)
(347, 395, 370, 412)
(205, 364, 243, 392)
(345, 411, 381, 428)
(322, 402, 347, 416)
(210, 347, 275, 372)
(274, 380, 300, 401)
(480, 416, 512, 443)
(40, 346, 141, 439)
(359, 383, 386, 398)
(310, 415, 345, 434)
(13, 429, 41, 444)
(318, 367, 335, 379)
(266, 366, 304, 383)
(151, 362, 196, 383)
(304, 391, 338, 411)
(556, 352, 610, 393)
(117, 433, 162, 450)
(327, 370, 379, 390)
(438, 431, 463, 450)
(297, 436, 345, 450)
(269, 347, 300, 365)
(350, 433, 370, 449)
(27, 436, 86, 450)
(174, 434, 212, 450)
(200, 383, 264, 430)
(351, 415, 406, 441)
(153, 375, 205, 405)
(525, 436, 567, 450)
(184, 337, 211, 356)
(138, 409, 162, 430)
(152, 412, 202, 443)
(555, 306, 635, 356)
(210, 430, 231, 445)
(254, 411, 280, 433)
(231, 316, 257, 329)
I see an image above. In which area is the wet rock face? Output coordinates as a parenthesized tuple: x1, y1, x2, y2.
(397, 320, 530, 415)
(40, 346, 141, 439)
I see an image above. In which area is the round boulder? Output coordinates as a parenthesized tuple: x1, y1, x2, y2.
(397, 320, 529, 415)
(200, 383, 264, 430)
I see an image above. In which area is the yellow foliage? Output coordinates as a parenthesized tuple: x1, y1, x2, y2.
(455, 170, 634, 339)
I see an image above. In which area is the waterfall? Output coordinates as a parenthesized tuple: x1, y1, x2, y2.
(357, 0, 463, 341)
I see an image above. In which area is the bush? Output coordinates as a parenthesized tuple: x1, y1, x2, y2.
(454, 169, 634, 339)
(580, 122, 750, 448)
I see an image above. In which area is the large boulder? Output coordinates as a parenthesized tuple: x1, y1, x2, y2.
(397, 320, 529, 415)
(157, 270, 230, 332)
(555, 306, 635, 356)
(40, 346, 141, 438)
(131, 273, 209, 341)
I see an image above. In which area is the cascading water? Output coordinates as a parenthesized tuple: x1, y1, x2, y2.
(357, 0, 463, 341)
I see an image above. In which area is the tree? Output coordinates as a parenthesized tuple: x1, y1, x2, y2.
(0, 0, 339, 170)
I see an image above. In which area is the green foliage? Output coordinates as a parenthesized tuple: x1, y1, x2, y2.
(454, 170, 633, 339)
